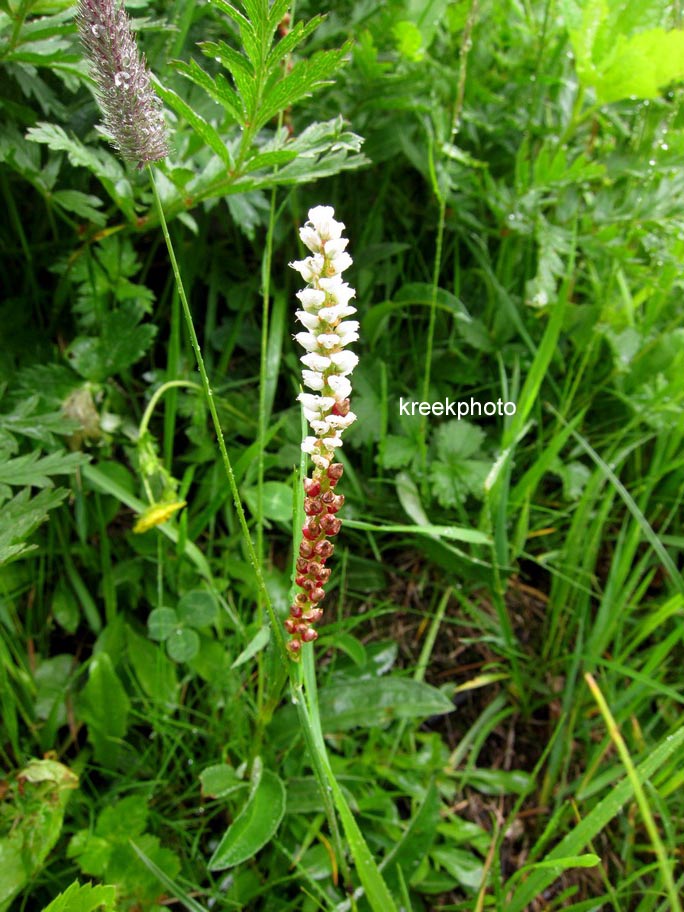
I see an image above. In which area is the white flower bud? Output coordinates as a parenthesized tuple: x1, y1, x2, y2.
(323, 237, 349, 257)
(301, 353, 331, 371)
(327, 412, 356, 428)
(327, 374, 352, 400)
(296, 310, 320, 331)
(302, 370, 325, 390)
(322, 281, 356, 307)
(299, 226, 323, 254)
(328, 251, 353, 274)
(319, 303, 357, 322)
(316, 333, 341, 350)
(329, 350, 358, 375)
(301, 436, 318, 454)
(336, 321, 360, 344)
(294, 332, 319, 352)
(290, 254, 324, 282)
(296, 288, 326, 309)
(306, 206, 345, 241)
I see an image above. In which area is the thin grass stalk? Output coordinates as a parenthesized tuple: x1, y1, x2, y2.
(585, 673, 681, 912)
(148, 167, 288, 665)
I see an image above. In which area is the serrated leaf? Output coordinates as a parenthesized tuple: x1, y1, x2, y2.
(256, 47, 348, 130)
(66, 306, 157, 382)
(266, 16, 322, 70)
(0, 450, 86, 488)
(51, 190, 106, 225)
(40, 881, 117, 912)
(154, 81, 234, 167)
(174, 59, 244, 124)
(0, 487, 69, 565)
(208, 764, 286, 870)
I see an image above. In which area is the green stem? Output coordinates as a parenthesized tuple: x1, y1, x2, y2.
(148, 166, 288, 665)
(139, 379, 201, 439)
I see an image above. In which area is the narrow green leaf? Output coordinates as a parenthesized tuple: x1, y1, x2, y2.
(231, 626, 270, 669)
(506, 725, 684, 911)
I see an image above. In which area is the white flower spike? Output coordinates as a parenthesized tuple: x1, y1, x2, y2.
(286, 206, 358, 658)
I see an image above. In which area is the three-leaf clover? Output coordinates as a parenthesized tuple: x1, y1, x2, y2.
(147, 590, 218, 663)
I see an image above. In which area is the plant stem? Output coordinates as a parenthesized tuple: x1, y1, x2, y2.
(148, 166, 288, 664)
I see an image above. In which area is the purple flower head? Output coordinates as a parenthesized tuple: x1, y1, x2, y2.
(77, 0, 168, 167)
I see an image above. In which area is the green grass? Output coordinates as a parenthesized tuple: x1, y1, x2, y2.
(1, 0, 684, 909)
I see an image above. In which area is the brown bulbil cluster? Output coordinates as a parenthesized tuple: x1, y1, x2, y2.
(286, 462, 345, 657)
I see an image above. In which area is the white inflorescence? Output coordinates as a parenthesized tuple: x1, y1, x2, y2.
(290, 206, 358, 471)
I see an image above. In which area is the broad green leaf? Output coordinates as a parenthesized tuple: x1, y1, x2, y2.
(126, 625, 177, 706)
(166, 627, 200, 663)
(177, 589, 219, 627)
(208, 765, 286, 870)
(563, 0, 684, 103)
(200, 764, 245, 798)
(243, 480, 293, 523)
(271, 676, 453, 742)
(318, 677, 454, 730)
(432, 846, 484, 890)
(79, 653, 130, 765)
(40, 881, 117, 912)
(147, 607, 178, 641)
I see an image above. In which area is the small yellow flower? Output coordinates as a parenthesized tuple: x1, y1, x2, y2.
(133, 500, 186, 534)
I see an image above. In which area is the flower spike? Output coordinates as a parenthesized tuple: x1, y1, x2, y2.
(77, 0, 168, 167)
(287, 207, 358, 657)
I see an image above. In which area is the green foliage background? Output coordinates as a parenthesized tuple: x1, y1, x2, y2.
(1, 0, 684, 909)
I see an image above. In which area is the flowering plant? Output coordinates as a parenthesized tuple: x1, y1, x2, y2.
(286, 206, 358, 657)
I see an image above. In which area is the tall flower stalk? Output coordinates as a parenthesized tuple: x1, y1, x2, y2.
(287, 206, 358, 657)
(76, 0, 287, 666)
